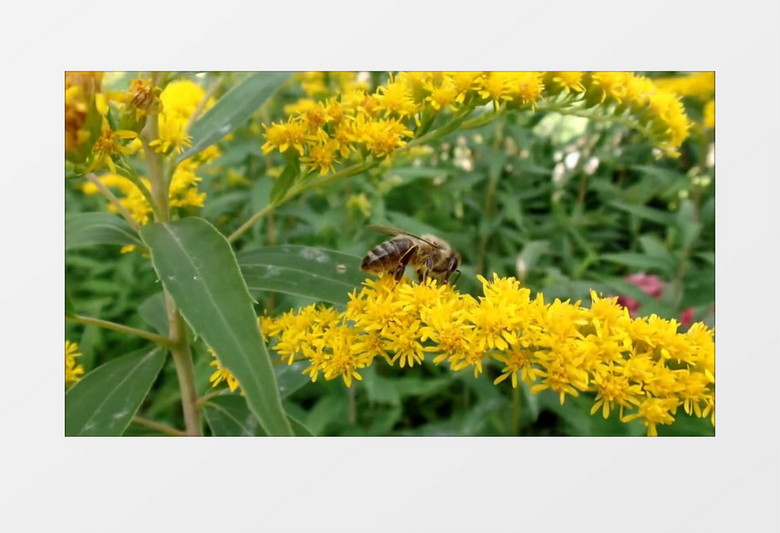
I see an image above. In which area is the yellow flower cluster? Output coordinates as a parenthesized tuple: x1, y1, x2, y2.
(65, 340, 85, 386)
(261, 71, 694, 169)
(653, 72, 714, 100)
(654, 71, 715, 129)
(259, 274, 714, 436)
(150, 79, 216, 155)
(74, 76, 220, 228)
(81, 160, 206, 227)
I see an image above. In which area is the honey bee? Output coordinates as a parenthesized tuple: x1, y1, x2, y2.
(360, 225, 461, 284)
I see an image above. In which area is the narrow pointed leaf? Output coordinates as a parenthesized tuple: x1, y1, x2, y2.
(65, 347, 165, 436)
(600, 252, 675, 272)
(65, 291, 76, 318)
(269, 158, 300, 207)
(608, 200, 675, 226)
(204, 395, 313, 436)
(177, 72, 291, 163)
(140, 217, 293, 435)
(138, 292, 168, 335)
(203, 395, 263, 436)
(238, 245, 365, 305)
(66, 213, 141, 250)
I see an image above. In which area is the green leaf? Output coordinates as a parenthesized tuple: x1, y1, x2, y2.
(676, 199, 703, 247)
(304, 393, 348, 435)
(600, 252, 675, 272)
(177, 72, 290, 163)
(65, 213, 141, 250)
(140, 217, 293, 436)
(269, 158, 300, 206)
(203, 395, 263, 436)
(65, 291, 76, 318)
(204, 395, 313, 436)
(238, 245, 365, 305)
(538, 390, 642, 436)
(609, 200, 675, 226)
(275, 360, 311, 399)
(138, 292, 168, 335)
(287, 416, 314, 436)
(65, 347, 165, 436)
(638, 235, 677, 275)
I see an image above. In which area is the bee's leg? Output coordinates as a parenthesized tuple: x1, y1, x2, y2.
(394, 245, 417, 282)
(420, 257, 433, 284)
(442, 256, 459, 285)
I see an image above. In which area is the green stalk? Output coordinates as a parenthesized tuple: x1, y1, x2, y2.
(115, 158, 164, 222)
(132, 416, 186, 436)
(141, 96, 201, 436)
(165, 291, 200, 436)
(66, 314, 172, 346)
(227, 158, 375, 243)
(84, 173, 142, 233)
(511, 385, 521, 435)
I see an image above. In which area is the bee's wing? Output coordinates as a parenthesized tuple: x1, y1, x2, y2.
(366, 224, 436, 246)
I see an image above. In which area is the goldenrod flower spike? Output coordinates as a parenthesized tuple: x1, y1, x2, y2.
(263, 274, 715, 436)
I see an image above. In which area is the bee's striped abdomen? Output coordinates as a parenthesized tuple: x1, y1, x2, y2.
(361, 238, 414, 272)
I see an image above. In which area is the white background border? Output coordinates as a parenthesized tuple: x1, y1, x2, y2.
(2, 1, 779, 531)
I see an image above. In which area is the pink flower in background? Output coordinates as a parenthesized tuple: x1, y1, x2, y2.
(679, 307, 696, 328)
(616, 273, 696, 327)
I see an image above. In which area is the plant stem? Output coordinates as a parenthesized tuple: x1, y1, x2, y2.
(116, 160, 164, 222)
(227, 159, 375, 243)
(577, 171, 589, 205)
(67, 314, 172, 346)
(132, 416, 186, 436)
(510, 385, 521, 435)
(228, 203, 273, 243)
(477, 169, 499, 275)
(197, 390, 222, 407)
(84, 173, 142, 233)
(165, 292, 201, 436)
(348, 384, 356, 425)
(141, 99, 201, 436)
(140, 116, 169, 223)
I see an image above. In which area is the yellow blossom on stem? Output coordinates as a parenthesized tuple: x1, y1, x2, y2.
(548, 71, 586, 94)
(653, 72, 714, 100)
(476, 72, 514, 107)
(261, 118, 307, 156)
(703, 99, 714, 128)
(354, 116, 414, 158)
(65, 340, 85, 386)
(88, 120, 138, 173)
(622, 397, 680, 436)
(301, 139, 338, 175)
(589, 365, 643, 418)
(507, 72, 545, 109)
(208, 349, 240, 392)
(589, 71, 630, 103)
(125, 77, 161, 121)
(150, 79, 214, 155)
(374, 77, 420, 119)
(423, 77, 464, 111)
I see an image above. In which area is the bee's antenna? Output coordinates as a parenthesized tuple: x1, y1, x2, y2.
(451, 270, 462, 285)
